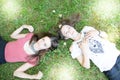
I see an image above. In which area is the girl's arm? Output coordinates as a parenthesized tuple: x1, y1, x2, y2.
(13, 63, 43, 79)
(77, 38, 90, 69)
(10, 25, 34, 39)
(76, 49, 90, 69)
(69, 42, 90, 69)
(98, 30, 108, 39)
(85, 29, 108, 39)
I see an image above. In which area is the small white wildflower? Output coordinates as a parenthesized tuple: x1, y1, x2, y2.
(52, 10, 56, 13)
(59, 14, 62, 18)
(59, 24, 62, 28)
(63, 42, 66, 46)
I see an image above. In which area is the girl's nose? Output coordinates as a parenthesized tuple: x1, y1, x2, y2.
(69, 29, 73, 34)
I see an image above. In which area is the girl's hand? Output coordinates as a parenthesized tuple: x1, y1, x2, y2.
(21, 25, 34, 32)
(79, 37, 89, 50)
(69, 44, 74, 52)
(35, 71, 43, 79)
(85, 30, 99, 39)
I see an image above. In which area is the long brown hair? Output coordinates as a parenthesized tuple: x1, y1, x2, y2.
(27, 32, 59, 64)
(59, 13, 80, 27)
(57, 13, 80, 39)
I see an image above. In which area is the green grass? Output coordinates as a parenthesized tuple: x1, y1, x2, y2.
(0, 0, 120, 80)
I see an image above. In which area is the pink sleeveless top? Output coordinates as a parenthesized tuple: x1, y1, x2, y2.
(5, 33, 38, 65)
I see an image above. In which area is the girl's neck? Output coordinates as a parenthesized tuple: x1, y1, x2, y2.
(33, 42, 40, 51)
(30, 42, 39, 53)
(73, 33, 81, 41)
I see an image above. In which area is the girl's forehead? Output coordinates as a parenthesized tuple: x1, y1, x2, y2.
(61, 25, 70, 31)
(43, 36, 50, 41)
(44, 36, 51, 45)
(62, 25, 70, 28)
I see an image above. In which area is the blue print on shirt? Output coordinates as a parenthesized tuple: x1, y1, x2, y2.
(89, 39, 104, 53)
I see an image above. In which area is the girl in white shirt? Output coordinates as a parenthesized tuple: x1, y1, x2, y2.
(58, 14, 120, 80)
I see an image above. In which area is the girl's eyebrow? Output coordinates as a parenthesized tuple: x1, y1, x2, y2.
(42, 39, 44, 42)
(66, 27, 70, 34)
(43, 38, 47, 46)
(44, 43, 47, 46)
(65, 27, 69, 34)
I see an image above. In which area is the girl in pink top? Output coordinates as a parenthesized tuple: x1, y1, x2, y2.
(0, 25, 59, 79)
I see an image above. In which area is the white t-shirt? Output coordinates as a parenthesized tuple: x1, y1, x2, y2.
(71, 26, 120, 72)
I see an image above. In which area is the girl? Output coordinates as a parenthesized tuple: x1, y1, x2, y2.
(0, 25, 59, 79)
(58, 14, 120, 80)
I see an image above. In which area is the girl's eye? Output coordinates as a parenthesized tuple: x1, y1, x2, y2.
(44, 43, 46, 47)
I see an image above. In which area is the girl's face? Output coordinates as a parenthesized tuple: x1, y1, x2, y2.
(60, 25, 78, 39)
(36, 36, 51, 50)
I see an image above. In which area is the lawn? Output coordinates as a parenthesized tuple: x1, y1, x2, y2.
(0, 0, 120, 80)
